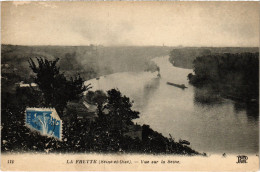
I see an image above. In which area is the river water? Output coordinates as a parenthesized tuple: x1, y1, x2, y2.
(85, 56, 258, 154)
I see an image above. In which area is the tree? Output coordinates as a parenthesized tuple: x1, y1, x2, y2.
(28, 57, 91, 116)
(106, 89, 139, 133)
(92, 90, 107, 116)
(84, 90, 107, 116)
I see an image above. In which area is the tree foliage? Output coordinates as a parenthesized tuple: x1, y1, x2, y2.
(28, 57, 90, 115)
(85, 90, 107, 116)
(106, 89, 140, 130)
(188, 52, 259, 103)
(2, 56, 200, 155)
(2, 86, 199, 155)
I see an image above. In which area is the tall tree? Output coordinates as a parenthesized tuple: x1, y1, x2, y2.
(28, 57, 90, 116)
(106, 89, 139, 133)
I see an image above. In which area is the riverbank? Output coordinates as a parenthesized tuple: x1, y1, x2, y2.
(188, 53, 258, 108)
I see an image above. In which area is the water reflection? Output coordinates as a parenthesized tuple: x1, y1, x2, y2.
(234, 102, 259, 121)
(193, 86, 259, 121)
(193, 87, 223, 105)
(134, 77, 160, 110)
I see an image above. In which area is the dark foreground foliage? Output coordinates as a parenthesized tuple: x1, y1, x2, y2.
(1, 57, 200, 155)
(2, 87, 200, 155)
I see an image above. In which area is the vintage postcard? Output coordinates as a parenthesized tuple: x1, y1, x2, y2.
(1, 1, 259, 171)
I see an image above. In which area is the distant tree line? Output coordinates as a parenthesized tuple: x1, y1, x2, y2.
(169, 47, 258, 69)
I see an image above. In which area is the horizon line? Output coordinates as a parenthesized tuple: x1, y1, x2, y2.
(1, 44, 259, 48)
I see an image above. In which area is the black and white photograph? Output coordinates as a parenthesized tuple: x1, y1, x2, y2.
(1, 1, 259, 171)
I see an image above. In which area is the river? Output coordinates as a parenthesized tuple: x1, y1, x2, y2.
(85, 56, 258, 155)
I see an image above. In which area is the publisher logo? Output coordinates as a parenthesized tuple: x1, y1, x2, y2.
(236, 155, 248, 163)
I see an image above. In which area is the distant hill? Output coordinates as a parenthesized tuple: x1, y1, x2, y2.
(1, 45, 172, 81)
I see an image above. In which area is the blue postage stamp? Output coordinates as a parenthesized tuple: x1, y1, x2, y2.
(25, 108, 63, 140)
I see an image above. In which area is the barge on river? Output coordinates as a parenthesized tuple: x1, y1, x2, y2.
(167, 82, 187, 89)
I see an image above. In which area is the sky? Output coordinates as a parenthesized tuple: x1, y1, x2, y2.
(1, 1, 259, 47)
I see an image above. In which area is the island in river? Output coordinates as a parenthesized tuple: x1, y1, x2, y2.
(187, 52, 258, 105)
